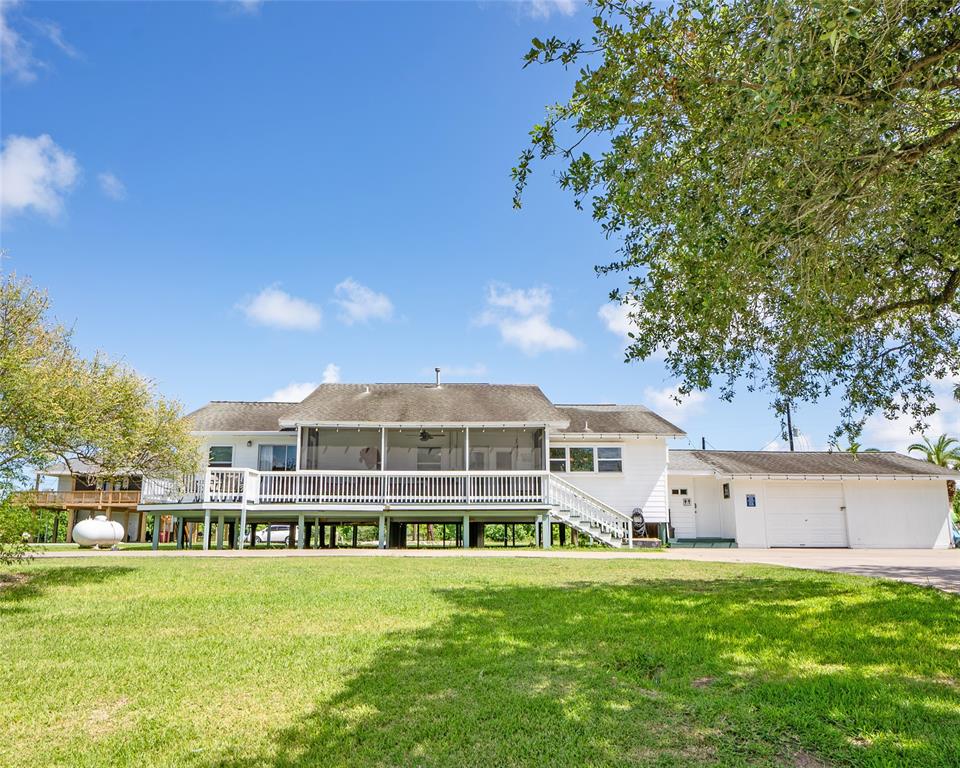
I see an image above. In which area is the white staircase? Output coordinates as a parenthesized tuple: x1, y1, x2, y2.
(546, 474, 634, 548)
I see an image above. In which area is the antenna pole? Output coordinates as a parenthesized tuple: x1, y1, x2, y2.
(785, 402, 795, 452)
(701, 436, 706, 450)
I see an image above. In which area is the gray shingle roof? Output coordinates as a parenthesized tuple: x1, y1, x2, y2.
(188, 401, 296, 432)
(671, 450, 960, 477)
(278, 384, 568, 426)
(554, 405, 685, 436)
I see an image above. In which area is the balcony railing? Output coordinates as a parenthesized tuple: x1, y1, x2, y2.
(141, 468, 549, 507)
(11, 490, 142, 508)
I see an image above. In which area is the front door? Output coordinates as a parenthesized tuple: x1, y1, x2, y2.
(669, 485, 696, 538)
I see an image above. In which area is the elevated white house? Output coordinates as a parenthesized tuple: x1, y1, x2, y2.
(132, 379, 957, 550)
(138, 381, 681, 550)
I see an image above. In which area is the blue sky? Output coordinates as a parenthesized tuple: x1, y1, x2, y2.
(2, 0, 955, 453)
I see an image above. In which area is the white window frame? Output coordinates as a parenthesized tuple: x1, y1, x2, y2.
(208, 445, 234, 467)
(258, 444, 297, 472)
(548, 446, 623, 474)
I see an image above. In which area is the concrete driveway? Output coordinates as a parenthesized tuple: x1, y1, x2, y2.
(654, 548, 960, 594)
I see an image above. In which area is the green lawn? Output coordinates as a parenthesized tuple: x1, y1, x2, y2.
(2, 557, 958, 767)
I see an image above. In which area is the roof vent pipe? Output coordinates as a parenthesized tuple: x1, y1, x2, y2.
(435, 367, 441, 387)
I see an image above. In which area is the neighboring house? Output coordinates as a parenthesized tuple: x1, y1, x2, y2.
(131, 379, 958, 551)
(22, 461, 154, 544)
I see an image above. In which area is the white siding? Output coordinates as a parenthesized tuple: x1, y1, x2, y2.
(200, 433, 297, 471)
(723, 477, 952, 549)
(551, 437, 669, 522)
(843, 480, 951, 549)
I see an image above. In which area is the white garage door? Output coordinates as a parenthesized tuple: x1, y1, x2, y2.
(764, 482, 848, 547)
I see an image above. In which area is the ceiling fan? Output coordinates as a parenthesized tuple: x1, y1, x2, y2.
(418, 429, 446, 442)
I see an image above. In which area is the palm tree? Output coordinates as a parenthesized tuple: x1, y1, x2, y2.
(908, 435, 960, 468)
(909, 435, 960, 513)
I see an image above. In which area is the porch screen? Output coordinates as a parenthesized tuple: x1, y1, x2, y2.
(300, 428, 381, 470)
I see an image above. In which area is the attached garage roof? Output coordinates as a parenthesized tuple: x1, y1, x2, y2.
(187, 401, 296, 432)
(555, 405, 684, 436)
(278, 384, 568, 426)
(671, 450, 959, 478)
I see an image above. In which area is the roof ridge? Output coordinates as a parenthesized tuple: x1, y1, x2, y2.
(206, 400, 298, 405)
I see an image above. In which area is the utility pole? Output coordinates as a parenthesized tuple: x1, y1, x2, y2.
(785, 402, 795, 452)
(701, 436, 706, 450)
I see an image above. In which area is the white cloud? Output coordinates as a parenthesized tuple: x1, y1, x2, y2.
(526, 0, 578, 19)
(598, 302, 632, 339)
(240, 286, 322, 331)
(233, 0, 264, 14)
(321, 363, 341, 383)
(643, 385, 707, 427)
(333, 278, 394, 325)
(478, 283, 579, 355)
(265, 381, 316, 402)
(1, 3, 78, 83)
(264, 364, 340, 402)
(0, 1, 36, 83)
(862, 376, 960, 453)
(0, 134, 79, 218)
(97, 171, 126, 201)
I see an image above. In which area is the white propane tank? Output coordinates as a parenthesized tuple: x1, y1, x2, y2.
(72, 515, 125, 548)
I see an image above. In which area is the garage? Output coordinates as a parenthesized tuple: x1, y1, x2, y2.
(668, 450, 956, 549)
(764, 481, 847, 547)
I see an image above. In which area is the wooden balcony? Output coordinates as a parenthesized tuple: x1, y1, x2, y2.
(11, 490, 142, 509)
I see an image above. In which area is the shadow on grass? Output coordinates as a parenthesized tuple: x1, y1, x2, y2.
(208, 574, 960, 768)
(0, 565, 134, 615)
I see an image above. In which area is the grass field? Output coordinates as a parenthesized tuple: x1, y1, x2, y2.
(2, 557, 959, 768)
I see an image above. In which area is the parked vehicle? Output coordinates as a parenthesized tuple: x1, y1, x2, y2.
(256, 524, 295, 546)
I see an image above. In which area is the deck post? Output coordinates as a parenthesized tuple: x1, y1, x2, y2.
(66, 510, 76, 545)
(202, 508, 211, 550)
(329, 524, 337, 548)
(378, 513, 386, 549)
(238, 506, 248, 551)
(297, 514, 305, 549)
(462, 514, 470, 548)
(152, 512, 161, 550)
(533, 517, 540, 547)
(314, 517, 321, 548)
(352, 525, 358, 548)
(175, 516, 183, 550)
(216, 514, 224, 549)
(542, 514, 552, 549)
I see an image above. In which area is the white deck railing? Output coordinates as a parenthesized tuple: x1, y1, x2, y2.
(142, 468, 549, 506)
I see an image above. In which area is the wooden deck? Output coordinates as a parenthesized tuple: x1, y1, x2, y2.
(12, 490, 142, 509)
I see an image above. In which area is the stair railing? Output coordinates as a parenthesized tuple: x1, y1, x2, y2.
(546, 474, 632, 544)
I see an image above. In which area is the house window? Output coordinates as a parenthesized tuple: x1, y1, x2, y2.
(722, 483, 730, 499)
(549, 447, 567, 473)
(208, 446, 233, 467)
(597, 447, 622, 473)
(417, 447, 442, 471)
(258, 444, 297, 471)
(569, 447, 594, 472)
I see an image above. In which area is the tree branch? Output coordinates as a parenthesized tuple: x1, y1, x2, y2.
(857, 268, 960, 322)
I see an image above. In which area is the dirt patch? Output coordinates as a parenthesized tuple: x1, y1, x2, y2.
(0, 572, 30, 590)
(785, 748, 830, 767)
(86, 697, 130, 739)
(691, 676, 715, 688)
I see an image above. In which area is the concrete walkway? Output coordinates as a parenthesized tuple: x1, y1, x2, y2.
(33, 545, 960, 593)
